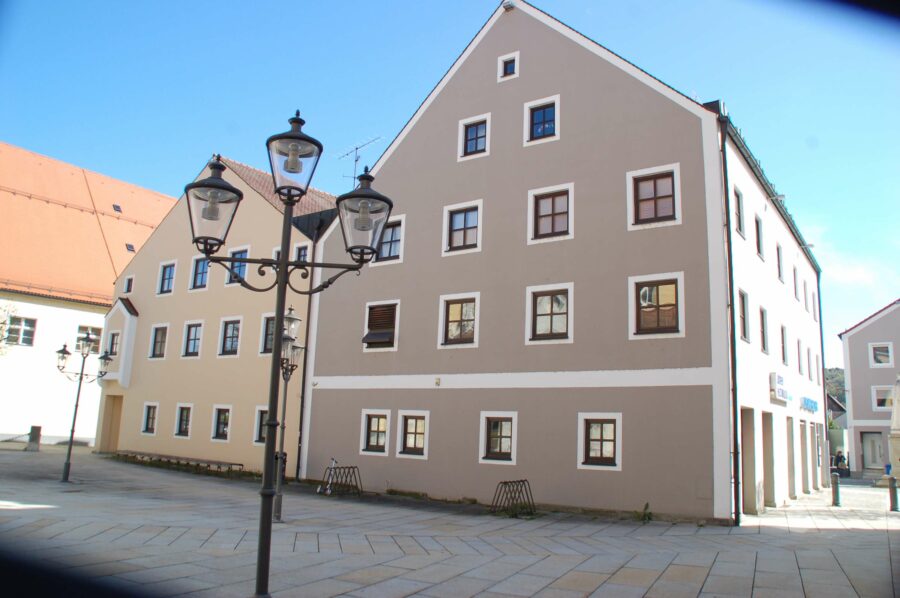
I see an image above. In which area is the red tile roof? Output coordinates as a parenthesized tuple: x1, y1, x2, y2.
(0, 142, 177, 306)
(219, 157, 335, 217)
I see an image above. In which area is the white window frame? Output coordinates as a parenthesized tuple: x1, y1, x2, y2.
(869, 342, 894, 368)
(123, 275, 134, 295)
(872, 386, 894, 412)
(437, 292, 481, 350)
(147, 323, 170, 359)
(524, 282, 574, 346)
(396, 409, 429, 460)
(293, 241, 312, 263)
(362, 299, 400, 354)
(497, 50, 520, 82)
(526, 182, 574, 245)
(359, 409, 391, 457)
(217, 315, 243, 358)
(577, 412, 623, 471)
(259, 312, 276, 356)
(105, 329, 121, 356)
(457, 113, 491, 162)
(141, 402, 159, 437)
(156, 260, 177, 296)
(225, 245, 251, 287)
(253, 406, 268, 446)
(523, 94, 560, 147)
(188, 255, 209, 292)
(371, 213, 406, 267)
(754, 215, 764, 259)
(181, 319, 204, 360)
(478, 410, 518, 465)
(441, 201, 483, 257)
(627, 271, 686, 340)
(625, 163, 682, 231)
(173, 402, 193, 440)
(211, 404, 232, 443)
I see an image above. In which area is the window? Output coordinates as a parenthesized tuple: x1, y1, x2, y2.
(797, 340, 803, 375)
(874, 387, 893, 410)
(523, 95, 560, 145)
(363, 302, 398, 350)
(113, 203, 122, 213)
(816, 355, 821, 385)
(738, 291, 749, 342)
(532, 290, 568, 341)
(150, 326, 167, 358)
(458, 113, 491, 161)
(812, 293, 818, 322)
(636, 280, 678, 334)
(295, 245, 309, 262)
(463, 120, 487, 156)
(529, 103, 555, 140)
(175, 405, 191, 437)
(633, 172, 675, 225)
(108, 332, 120, 356)
(124, 276, 134, 293)
(803, 281, 809, 311)
(377, 221, 402, 261)
(807, 348, 812, 381)
(261, 316, 276, 354)
(399, 414, 426, 457)
(578, 412, 622, 470)
(447, 207, 479, 251)
(365, 414, 388, 453)
(734, 189, 744, 235)
(759, 308, 768, 353)
(220, 320, 240, 356)
(6, 317, 36, 346)
(191, 257, 209, 290)
(158, 263, 175, 294)
(497, 51, 519, 81)
(255, 409, 268, 444)
(125, 243, 135, 253)
(869, 343, 894, 368)
(793, 267, 799, 300)
(212, 407, 230, 441)
(142, 404, 157, 434)
(754, 216, 764, 257)
(76, 326, 102, 354)
(485, 417, 513, 461)
(183, 323, 202, 357)
(533, 189, 569, 239)
(437, 293, 479, 349)
(781, 326, 788, 365)
(776, 245, 784, 281)
(228, 249, 248, 284)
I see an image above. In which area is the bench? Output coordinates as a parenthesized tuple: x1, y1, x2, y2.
(115, 450, 244, 475)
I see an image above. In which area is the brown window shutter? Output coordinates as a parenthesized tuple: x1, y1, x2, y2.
(368, 304, 396, 330)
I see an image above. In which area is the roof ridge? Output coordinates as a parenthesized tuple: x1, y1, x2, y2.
(838, 298, 900, 338)
(220, 155, 337, 199)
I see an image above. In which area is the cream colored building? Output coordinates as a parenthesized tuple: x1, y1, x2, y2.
(302, 1, 827, 522)
(0, 142, 175, 444)
(95, 157, 334, 475)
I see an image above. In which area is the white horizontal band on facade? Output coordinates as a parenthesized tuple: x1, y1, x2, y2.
(848, 420, 890, 427)
(313, 367, 714, 390)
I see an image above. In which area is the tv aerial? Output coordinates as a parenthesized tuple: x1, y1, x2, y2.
(339, 137, 381, 182)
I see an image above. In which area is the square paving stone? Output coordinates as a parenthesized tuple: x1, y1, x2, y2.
(488, 573, 554, 596)
(660, 564, 709, 584)
(607, 566, 661, 587)
(337, 564, 408, 585)
(548, 570, 609, 593)
(347, 577, 432, 598)
(645, 579, 704, 598)
(701, 573, 753, 595)
(418, 576, 495, 598)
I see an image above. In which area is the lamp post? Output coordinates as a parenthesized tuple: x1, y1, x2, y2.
(56, 331, 111, 482)
(273, 306, 304, 523)
(183, 112, 392, 598)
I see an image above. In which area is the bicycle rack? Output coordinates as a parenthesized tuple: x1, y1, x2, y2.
(316, 464, 363, 497)
(490, 479, 536, 516)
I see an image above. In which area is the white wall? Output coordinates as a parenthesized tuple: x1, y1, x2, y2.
(0, 292, 106, 444)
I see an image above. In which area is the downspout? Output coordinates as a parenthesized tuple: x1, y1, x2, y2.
(816, 272, 829, 486)
(718, 113, 741, 526)
(295, 220, 325, 479)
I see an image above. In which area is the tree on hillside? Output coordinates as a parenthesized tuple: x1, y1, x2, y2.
(825, 367, 845, 402)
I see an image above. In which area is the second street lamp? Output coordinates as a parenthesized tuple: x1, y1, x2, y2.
(273, 318, 304, 523)
(184, 112, 392, 598)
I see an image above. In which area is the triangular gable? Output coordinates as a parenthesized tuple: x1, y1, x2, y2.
(371, 0, 708, 175)
(839, 299, 900, 339)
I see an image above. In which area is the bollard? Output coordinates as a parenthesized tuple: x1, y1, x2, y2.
(831, 472, 841, 507)
(890, 477, 899, 512)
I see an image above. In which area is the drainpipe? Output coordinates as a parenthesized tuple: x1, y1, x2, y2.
(295, 219, 325, 479)
(816, 272, 828, 485)
(717, 112, 742, 526)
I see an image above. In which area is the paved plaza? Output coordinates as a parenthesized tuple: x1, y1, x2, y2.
(0, 445, 898, 597)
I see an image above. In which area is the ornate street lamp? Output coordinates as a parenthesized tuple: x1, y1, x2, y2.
(56, 331, 111, 482)
(273, 315, 304, 523)
(183, 112, 392, 597)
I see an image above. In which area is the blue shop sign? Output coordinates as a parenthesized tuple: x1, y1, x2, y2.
(801, 397, 819, 413)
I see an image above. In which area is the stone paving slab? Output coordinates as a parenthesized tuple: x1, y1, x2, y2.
(0, 449, 897, 597)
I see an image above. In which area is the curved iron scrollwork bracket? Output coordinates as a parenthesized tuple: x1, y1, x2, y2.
(287, 264, 361, 295)
(209, 259, 279, 293)
(207, 255, 364, 296)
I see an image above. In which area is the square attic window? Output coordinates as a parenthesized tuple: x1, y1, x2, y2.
(126, 243, 135, 252)
(113, 204, 122, 213)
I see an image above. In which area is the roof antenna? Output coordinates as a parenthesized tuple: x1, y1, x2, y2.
(339, 137, 381, 182)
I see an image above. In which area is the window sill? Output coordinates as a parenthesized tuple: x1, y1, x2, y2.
(735, 230, 746, 239)
(740, 336, 751, 344)
(483, 455, 512, 462)
(524, 135, 558, 148)
(362, 448, 386, 454)
(530, 335, 569, 342)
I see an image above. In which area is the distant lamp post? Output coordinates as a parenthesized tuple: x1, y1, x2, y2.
(56, 331, 111, 482)
(183, 112, 392, 597)
(273, 306, 304, 523)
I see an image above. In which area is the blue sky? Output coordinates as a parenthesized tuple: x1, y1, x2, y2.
(1, 0, 897, 366)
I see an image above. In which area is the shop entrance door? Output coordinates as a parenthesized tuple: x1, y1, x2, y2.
(861, 432, 884, 470)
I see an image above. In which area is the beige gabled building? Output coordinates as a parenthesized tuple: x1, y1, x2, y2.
(302, 1, 826, 522)
(95, 157, 335, 475)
